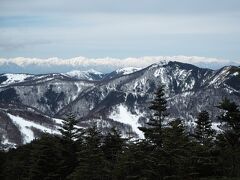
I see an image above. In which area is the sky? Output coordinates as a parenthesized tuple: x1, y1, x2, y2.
(0, 0, 240, 72)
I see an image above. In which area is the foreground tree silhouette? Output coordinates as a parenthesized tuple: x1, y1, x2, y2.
(70, 125, 107, 180)
(161, 119, 193, 179)
(58, 114, 83, 179)
(3, 144, 32, 180)
(0, 150, 4, 180)
(115, 139, 158, 180)
(29, 134, 62, 180)
(192, 110, 217, 178)
(102, 127, 126, 179)
(139, 84, 168, 147)
(137, 84, 170, 179)
(217, 98, 240, 177)
(194, 110, 215, 146)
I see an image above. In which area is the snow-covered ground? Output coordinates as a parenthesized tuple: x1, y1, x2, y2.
(109, 104, 144, 138)
(8, 113, 60, 144)
(1, 74, 33, 86)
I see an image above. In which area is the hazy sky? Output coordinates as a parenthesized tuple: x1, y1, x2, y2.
(0, 0, 240, 63)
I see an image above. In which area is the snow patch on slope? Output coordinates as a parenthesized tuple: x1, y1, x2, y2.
(109, 104, 144, 138)
(1, 74, 32, 85)
(209, 67, 231, 86)
(233, 72, 239, 76)
(53, 118, 64, 125)
(2, 135, 17, 149)
(8, 113, 59, 144)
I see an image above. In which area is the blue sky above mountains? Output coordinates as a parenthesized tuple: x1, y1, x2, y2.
(0, 0, 239, 71)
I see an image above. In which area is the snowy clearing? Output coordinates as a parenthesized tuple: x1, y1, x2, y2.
(109, 104, 144, 138)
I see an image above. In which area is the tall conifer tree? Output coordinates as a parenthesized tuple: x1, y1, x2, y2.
(192, 111, 217, 178)
(194, 110, 215, 146)
(139, 84, 168, 147)
(58, 114, 83, 179)
(58, 114, 82, 142)
(217, 98, 240, 177)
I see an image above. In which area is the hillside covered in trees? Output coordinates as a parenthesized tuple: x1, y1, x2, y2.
(0, 84, 240, 180)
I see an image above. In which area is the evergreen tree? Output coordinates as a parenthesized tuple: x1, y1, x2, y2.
(217, 98, 240, 146)
(162, 119, 193, 179)
(70, 125, 107, 180)
(194, 110, 215, 146)
(29, 134, 62, 180)
(137, 84, 171, 179)
(58, 114, 82, 142)
(58, 114, 83, 178)
(114, 139, 159, 180)
(0, 136, 5, 179)
(216, 98, 240, 177)
(0, 149, 4, 180)
(192, 111, 217, 178)
(139, 84, 168, 147)
(102, 127, 126, 179)
(3, 144, 33, 180)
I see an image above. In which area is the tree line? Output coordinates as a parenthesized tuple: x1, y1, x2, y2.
(0, 84, 240, 180)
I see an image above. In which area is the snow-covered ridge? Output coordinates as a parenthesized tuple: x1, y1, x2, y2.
(64, 69, 103, 80)
(150, 60, 170, 69)
(115, 67, 142, 75)
(0, 56, 238, 74)
(209, 66, 232, 86)
(0, 74, 33, 85)
(66, 69, 103, 76)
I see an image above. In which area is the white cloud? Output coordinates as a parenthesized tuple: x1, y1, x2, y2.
(0, 56, 238, 72)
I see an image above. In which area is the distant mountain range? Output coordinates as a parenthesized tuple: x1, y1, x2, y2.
(0, 61, 239, 148)
(1, 56, 239, 74)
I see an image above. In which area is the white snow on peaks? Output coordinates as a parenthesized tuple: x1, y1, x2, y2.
(115, 67, 142, 75)
(68, 69, 102, 75)
(0, 56, 238, 74)
(156, 59, 169, 66)
(209, 67, 231, 86)
(64, 69, 103, 80)
(109, 105, 144, 138)
(7, 113, 59, 144)
(154, 68, 170, 85)
(150, 60, 169, 69)
(1, 74, 32, 85)
(233, 72, 239, 76)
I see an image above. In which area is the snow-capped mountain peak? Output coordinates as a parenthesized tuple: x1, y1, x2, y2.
(115, 67, 142, 75)
(64, 69, 104, 81)
(83, 69, 103, 75)
(150, 60, 169, 68)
